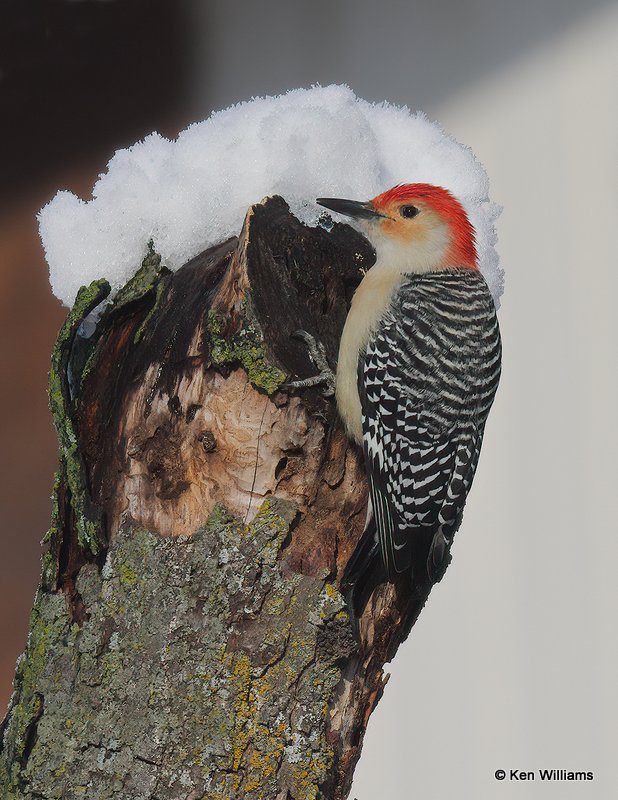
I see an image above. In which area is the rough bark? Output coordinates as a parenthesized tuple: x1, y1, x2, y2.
(0, 197, 434, 800)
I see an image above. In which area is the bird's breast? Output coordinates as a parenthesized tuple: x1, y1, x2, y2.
(336, 265, 405, 443)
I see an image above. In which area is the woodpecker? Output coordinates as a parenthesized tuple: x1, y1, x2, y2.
(306, 184, 501, 596)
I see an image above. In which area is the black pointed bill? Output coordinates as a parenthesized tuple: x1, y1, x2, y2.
(316, 197, 384, 220)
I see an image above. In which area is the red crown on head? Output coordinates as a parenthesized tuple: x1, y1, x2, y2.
(372, 183, 478, 269)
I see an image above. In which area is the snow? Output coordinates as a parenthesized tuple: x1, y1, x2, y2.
(38, 85, 503, 308)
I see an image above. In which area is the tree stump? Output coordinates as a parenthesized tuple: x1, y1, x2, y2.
(0, 197, 435, 800)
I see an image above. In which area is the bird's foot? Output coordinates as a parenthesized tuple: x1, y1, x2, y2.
(284, 330, 336, 397)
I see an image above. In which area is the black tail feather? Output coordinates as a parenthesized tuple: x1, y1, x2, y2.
(341, 519, 386, 629)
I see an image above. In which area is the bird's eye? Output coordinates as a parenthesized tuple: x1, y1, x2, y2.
(400, 205, 420, 218)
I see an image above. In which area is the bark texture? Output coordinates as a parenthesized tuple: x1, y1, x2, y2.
(0, 197, 434, 800)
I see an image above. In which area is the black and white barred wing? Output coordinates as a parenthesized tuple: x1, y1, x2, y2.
(359, 270, 501, 582)
(362, 383, 483, 580)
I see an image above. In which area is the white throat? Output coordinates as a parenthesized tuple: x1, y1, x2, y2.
(335, 220, 452, 443)
(369, 223, 450, 275)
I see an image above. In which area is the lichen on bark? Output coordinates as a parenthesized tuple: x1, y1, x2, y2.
(0, 499, 353, 800)
(207, 309, 286, 396)
(48, 278, 110, 556)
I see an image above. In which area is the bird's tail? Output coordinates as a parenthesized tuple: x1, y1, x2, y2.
(341, 517, 385, 627)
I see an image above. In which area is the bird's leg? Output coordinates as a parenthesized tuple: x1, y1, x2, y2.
(285, 330, 336, 397)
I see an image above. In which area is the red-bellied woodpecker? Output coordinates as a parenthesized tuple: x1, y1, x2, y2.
(292, 184, 501, 601)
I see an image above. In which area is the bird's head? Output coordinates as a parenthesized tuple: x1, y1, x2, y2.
(317, 183, 477, 274)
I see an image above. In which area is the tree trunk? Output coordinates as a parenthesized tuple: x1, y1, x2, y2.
(0, 197, 434, 800)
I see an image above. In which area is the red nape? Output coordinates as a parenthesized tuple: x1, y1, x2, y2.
(372, 183, 478, 269)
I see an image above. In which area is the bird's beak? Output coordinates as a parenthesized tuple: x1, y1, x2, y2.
(316, 197, 384, 220)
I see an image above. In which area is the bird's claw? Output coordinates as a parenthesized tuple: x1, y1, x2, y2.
(285, 373, 336, 397)
(284, 330, 336, 398)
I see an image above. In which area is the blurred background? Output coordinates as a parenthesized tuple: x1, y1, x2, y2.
(1, 1, 617, 798)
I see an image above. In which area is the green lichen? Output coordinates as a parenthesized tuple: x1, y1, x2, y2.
(48, 279, 110, 556)
(41, 471, 61, 547)
(0, 498, 350, 799)
(133, 277, 167, 344)
(109, 241, 168, 314)
(207, 311, 285, 395)
(0, 591, 71, 794)
(117, 563, 139, 587)
(46, 247, 170, 562)
(40, 471, 62, 589)
(80, 241, 170, 349)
